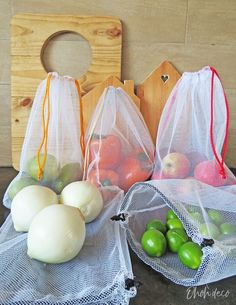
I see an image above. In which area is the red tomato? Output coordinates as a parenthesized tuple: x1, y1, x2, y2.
(89, 135, 122, 169)
(133, 149, 154, 170)
(127, 148, 154, 174)
(88, 169, 119, 187)
(117, 157, 152, 192)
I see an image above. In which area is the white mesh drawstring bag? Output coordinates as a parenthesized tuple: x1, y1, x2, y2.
(3, 73, 85, 207)
(83, 86, 154, 192)
(0, 188, 136, 304)
(114, 66, 236, 286)
(152, 66, 235, 186)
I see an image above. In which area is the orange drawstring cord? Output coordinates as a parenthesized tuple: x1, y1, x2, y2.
(36, 74, 52, 180)
(75, 79, 85, 158)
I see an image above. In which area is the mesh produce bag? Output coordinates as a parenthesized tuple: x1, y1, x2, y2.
(0, 188, 136, 304)
(118, 180, 236, 286)
(116, 66, 236, 286)
(84, 86, 154, 192)
(152, 66, 235, 185)
(3, 73, 85, 208)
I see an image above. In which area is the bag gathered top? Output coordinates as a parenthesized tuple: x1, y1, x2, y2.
(4, 73, 85, 207)
(152, 66, 231, 184)
(84, 86, 155, 192)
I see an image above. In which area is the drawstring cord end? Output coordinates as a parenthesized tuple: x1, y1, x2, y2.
(219, 167, 227, 179)
(37, 169, 43, 181)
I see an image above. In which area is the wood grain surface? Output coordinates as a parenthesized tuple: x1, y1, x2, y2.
(82, 76, 140, 133)
(137, 61, 181, 143)
(11, 13, 122, 169)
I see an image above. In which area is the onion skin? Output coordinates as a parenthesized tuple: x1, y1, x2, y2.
(27, 204, 86, 264)
(60, 181, 103, 223)
(11, 185, 58, 232)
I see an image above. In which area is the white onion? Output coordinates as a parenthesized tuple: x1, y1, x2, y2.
(11, 185, 58, 232)
(27, 204, 85, 264)
(60, 181, 103, 223)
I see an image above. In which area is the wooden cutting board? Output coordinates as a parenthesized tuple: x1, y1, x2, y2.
(11, 13, 122, 170)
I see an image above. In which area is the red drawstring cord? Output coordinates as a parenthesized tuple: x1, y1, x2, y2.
(210, 67, 230, 179)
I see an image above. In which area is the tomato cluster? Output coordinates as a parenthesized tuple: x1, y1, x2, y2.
(87, 134, 153, 191)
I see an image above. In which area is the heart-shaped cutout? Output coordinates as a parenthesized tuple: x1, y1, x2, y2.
(161, 75, 169, 83)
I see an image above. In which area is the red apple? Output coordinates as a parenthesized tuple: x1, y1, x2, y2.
(186, 151, 207, 174)
(151, 170, 166, 180)
(161, 153, 190, 179)
(194, 160, 227, 187)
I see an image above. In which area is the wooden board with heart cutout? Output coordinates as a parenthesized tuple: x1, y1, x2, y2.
(137, 61, 181, 143)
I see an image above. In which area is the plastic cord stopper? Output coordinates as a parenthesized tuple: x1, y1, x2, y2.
(110, 213, 126, 222)
(201, 238, 214, 247)
(125, 278, 142, 290)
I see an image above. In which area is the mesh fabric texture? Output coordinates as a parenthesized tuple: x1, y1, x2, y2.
(0, 189, 136, 304)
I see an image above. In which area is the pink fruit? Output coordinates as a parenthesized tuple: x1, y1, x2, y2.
(152, 170, 165, 180)
(161, 153, 190, 179)
(194, 160, 227, 187)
